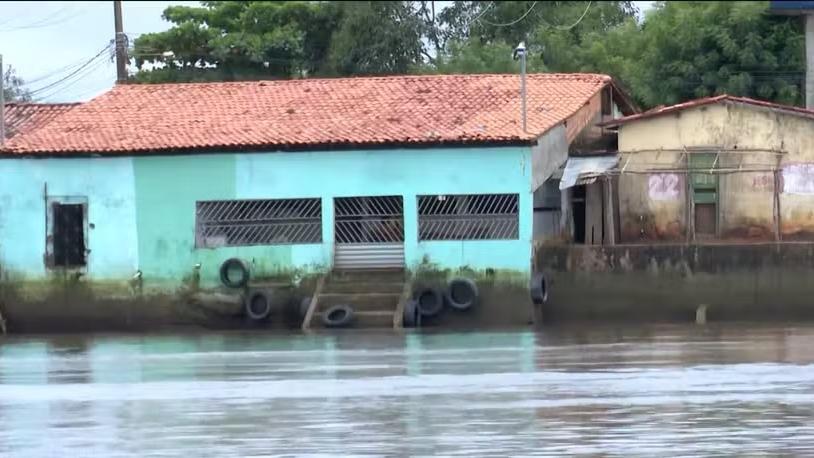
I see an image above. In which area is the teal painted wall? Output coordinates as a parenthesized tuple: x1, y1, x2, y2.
(0, 146, 532, 291)
(0, 158, 138, 280)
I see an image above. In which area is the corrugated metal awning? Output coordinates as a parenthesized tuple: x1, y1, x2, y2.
(559, 156, 618, 190)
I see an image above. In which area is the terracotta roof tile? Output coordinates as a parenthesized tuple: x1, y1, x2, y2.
(600, 94, 814, 127)
(3, 103, 79, 140)
(3, 73, 615, 155)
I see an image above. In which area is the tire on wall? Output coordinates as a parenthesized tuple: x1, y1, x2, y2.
(445, 278, 479, 311)
(245, 289, 273, 321)
(530, 272, 548, 305)
(322, 304, 355, 328)
(416, 287, 444, 318)
(220, 258, 250, 288)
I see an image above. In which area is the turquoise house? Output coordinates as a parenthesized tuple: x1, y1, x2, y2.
(0, 74, 633, 332)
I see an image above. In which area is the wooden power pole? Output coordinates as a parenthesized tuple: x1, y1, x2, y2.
(114, 0, 127, 83)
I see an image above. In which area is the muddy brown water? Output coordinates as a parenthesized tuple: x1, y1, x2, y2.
(1, 324, 813, 456)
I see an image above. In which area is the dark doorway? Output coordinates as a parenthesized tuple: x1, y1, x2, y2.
(572, 185, 586, 244)
(53, 203, 86, 267)
(695, 203, 717, 237)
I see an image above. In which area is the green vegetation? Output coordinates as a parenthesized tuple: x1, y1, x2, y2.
(132, 1, 805, 108)
(2, 64, 31, 102)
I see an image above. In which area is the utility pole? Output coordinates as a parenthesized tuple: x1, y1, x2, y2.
(114, 0, 127, 83)
(1, 54, 5, 147)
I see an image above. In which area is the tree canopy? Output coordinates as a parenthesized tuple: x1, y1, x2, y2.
(3, 64, 31, 102)
(131, 1, 806, 108)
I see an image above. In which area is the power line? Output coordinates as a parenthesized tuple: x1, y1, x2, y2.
(23, 53, 107, 86)
(27, 44, 112, 96)
(0, 7, 84, 32)
(479, 2, 539, 27)
(544, 1, 593, 31)
(464, 2, 495, 29)
(33, 59, 113, 102)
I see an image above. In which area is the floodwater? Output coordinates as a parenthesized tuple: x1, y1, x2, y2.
(1, 325, 814, 457)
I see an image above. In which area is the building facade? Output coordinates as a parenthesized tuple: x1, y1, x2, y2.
(536, 95, 814, 322)
(0, 73, 630, 332)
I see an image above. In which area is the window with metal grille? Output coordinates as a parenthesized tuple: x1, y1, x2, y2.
(418, 193, 520, 241)
(196, 198, 322, 247)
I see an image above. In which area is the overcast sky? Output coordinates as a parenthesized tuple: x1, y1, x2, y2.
(0, 1, 655, 103)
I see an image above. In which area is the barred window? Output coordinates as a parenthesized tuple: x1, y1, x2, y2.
(418, 194, 519, 241)
(196, 198, 322, 247)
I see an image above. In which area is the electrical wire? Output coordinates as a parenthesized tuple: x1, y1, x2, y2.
(463, 2, 495, 29)
(26, 44, 112, 96)
(42, 63, 117, 103)
(0, 7, 84, 32)
(22, 52, 109, 86)
(478, 1, 539, 27)
(33, 58, 112, 102)
(543, 1, 593, 31)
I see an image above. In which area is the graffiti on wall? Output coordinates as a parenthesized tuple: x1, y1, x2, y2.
(783, 164, 814, 195)
(648, 173, 681, 201)
(751, 173, 774, 191)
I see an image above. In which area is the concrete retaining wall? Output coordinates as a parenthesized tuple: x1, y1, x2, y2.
(535, 243, 814, 322)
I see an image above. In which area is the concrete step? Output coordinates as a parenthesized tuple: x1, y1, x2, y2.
(312, 310, 394, 328)
(318, 292, 400, 312)
(330, 269, 406, 283)
(321, 281, 404, 294)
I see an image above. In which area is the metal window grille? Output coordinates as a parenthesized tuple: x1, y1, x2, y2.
(196, 198, 322, 247)
(418, 193, 519, 241)
(335, 196, 405, 243)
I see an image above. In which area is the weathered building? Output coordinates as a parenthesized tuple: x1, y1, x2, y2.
(536, 95, 814, 322)
(0, 73, 632, 332)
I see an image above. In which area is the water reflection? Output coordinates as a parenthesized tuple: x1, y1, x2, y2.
(0, 325, 813, 456)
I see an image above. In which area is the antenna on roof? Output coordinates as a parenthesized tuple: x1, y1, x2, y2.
(513, 41, 527, 133)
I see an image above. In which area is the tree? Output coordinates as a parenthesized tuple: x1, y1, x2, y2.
(616, 1, 804, 107)
(431, 1, 636, 76)
(132, 1, 429, 82)
(325, 1, 427, 76)
(132, 1, 341, 82)
(132, 1, 807, 109)
(3, 64, 31, 102)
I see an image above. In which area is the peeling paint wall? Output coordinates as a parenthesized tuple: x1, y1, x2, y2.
(616, 103, 814, 242)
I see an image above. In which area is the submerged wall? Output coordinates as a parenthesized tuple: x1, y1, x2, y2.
(536, 243, 814, 322)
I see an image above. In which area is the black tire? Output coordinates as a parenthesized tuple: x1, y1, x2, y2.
(245, 289, 273, 321)
(220, 258, 249, 288)
(530, 272, 548, 305)
(403, 299, 421, 328)
(416, 287, 443, 318)
(445, 278, 478, 311)
(322, 304, 354, 328)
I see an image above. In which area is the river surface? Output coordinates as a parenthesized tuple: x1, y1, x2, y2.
(1, 324, 813, 456)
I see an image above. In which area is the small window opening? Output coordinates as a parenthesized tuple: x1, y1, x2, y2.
(53, 203, 86, 267)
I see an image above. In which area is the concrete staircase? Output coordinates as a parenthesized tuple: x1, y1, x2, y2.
(304, 269, 408, 329)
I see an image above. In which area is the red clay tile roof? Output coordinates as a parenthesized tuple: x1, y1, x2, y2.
(3, 73, 621, 155)
(600, 94, 814, 127)
(3, 103, 79, 140)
